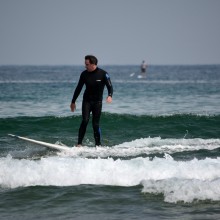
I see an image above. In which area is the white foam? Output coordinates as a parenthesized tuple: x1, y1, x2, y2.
(1, 154, 220, 203)
(1, 137, 220, 203)
(141, 178, 220, 203)
(57, 137, 220, 158)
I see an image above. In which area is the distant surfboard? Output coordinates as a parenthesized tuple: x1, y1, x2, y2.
(8, 134, 70, 151)
(137, 74, 147, 79)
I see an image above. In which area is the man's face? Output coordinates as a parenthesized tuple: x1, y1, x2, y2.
(85, 59, 96, 72)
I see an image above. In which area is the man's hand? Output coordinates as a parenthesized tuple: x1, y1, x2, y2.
(106, 96, 112, 103)
(70, 103, 76, 112)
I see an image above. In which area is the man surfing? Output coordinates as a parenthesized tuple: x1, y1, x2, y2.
(70, 55, 113, 147)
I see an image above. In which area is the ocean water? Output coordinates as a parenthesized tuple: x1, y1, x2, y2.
(0, 65, 220, 219)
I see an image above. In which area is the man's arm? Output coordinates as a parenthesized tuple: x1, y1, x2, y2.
(105, 73, 113, 103)
(70, 74, 84, 112)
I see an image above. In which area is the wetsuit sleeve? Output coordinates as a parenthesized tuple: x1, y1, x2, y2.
(105, 73, 113, 97)
(71, 74, 85, 103)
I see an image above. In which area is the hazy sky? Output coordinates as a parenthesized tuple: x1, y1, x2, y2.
(0, 0, 220, 65)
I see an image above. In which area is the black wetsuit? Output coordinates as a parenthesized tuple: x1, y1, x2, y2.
(71, 67, 113, 145)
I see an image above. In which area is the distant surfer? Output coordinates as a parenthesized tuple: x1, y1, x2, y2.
(141, 60, 147, 78)
(70, 55, 113, 147)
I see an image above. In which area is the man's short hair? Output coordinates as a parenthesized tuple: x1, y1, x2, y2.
(85, 55, 98, 65)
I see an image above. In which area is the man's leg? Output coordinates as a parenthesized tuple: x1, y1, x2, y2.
(78, 101, 91, 145)
(92, 101, 102, 146)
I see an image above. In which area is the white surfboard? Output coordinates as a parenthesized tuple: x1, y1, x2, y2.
(137, 75, 143, 79)
(8, 134, 70, 151)
(137, 75, 147, 79)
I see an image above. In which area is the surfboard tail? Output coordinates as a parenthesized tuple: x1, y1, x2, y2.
(8, 134, 71, 151)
